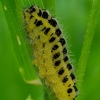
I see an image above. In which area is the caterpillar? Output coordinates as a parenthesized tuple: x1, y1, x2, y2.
(24, 5, 78, 100)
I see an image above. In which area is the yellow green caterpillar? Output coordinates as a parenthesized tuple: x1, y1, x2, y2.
(24, 5, 78, 100)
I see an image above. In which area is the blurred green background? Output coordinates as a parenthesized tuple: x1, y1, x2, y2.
(0, 0, 100, 100)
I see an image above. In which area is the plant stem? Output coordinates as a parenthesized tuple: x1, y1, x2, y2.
(76, 0, 100, 93)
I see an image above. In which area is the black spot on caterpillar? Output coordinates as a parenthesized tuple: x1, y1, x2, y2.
(24, 5, 78, 100)
(44, 28, 50, 35)
(42, 11, 49, 19)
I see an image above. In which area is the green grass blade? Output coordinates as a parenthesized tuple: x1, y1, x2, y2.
(0, 0, 39, 83)
(76, 0, 100, 94)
